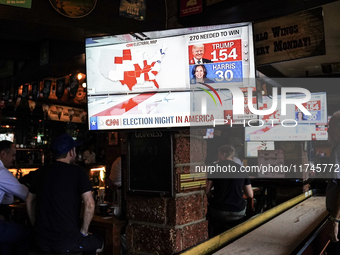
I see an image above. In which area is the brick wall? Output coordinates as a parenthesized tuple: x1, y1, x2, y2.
(126, 129, 208, 255)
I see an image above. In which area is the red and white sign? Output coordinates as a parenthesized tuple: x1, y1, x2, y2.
(180, 0, 203, 17)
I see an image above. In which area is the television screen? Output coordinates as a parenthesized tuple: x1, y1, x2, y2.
(203, 128, 214, 139)
(245, 141, 275, 157)
(86, 22, 255, 130)
(259, 92, 327, 124)
(245, 124, 321, 141)
(313, 115, 331, 141)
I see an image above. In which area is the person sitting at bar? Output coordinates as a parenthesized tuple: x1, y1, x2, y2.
(0, 140, 31, 255)
(26, 133, 103, 255)
(83, 142, 96, 164)
(206, 145, 253, 237)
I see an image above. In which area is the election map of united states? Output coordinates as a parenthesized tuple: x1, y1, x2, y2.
(100, 44, 167, 91)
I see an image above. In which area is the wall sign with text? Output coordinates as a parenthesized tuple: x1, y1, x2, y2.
(254, 7, 325, 66)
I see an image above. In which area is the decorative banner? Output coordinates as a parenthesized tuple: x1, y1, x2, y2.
(31, 82, 39, 101)
(119, 0, 146, 21)
(0, 0, 32, 9)
(69, 75, 79, 97)
(49, 0, 97, 18)
(47, 104, 86, 123)
(28, 100, 36, 114)
(21, 84, 29, 103)
(42, 104, 50, 120)
(56, 78, 65, 100)
(254, 7, 325, 65)
(180, 0, 203, 17)
(14, 97, 21, 111)
(13, 85, 18, 102)
(42, 80, 52, 99)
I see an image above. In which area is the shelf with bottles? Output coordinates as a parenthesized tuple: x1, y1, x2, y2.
(9, 148, 45, 179)
(15, 148, 44, 165)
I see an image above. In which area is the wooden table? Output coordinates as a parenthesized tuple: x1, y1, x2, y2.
(8, 203, 127, 255)
(89, 215, 126, 255)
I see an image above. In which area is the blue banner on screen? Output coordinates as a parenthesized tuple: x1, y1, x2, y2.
(89, 117, 98, 130)
(189, 61, 243, 84)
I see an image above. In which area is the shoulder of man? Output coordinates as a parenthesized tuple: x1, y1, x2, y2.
(0, 167, 15, 178)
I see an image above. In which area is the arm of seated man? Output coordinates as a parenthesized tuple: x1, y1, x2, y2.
(26, 192, 36, 226)
(80, 190, 95, 235)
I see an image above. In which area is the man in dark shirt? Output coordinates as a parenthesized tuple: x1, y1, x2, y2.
(206, 145, 253, 237)
(26, 133, 103, 255)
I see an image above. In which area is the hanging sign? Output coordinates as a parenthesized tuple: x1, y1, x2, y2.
(180, 0, 203, 17)
(0, 0, 32, 9)
(254, 7, 325, 65)
(119, 0, 146, 21)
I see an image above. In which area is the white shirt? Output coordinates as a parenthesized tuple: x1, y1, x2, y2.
(0, 160, 28, 204)
(109, 157, 122, 186)
(193, 57, 202, 64)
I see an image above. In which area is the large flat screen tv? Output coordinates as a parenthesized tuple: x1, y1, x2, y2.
(85, 22, 255, 130)
(259, 92, 327, 124)
(245, 141, 275, 157)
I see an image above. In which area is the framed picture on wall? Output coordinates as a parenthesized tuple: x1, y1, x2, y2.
(109, 132, 118, 146)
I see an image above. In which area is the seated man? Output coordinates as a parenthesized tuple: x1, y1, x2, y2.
(206, 145, 253, 237)
(26, 133, 103, 255)
(0, 141, 30, 255)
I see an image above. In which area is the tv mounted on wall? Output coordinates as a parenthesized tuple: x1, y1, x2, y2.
(85, 22, 256, 131)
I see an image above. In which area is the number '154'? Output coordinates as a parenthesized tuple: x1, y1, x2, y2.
(210, 48, 238, 61)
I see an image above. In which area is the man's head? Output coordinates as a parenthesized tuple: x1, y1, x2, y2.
(218, 145, 235, 161)
(328, 111, 340, 145)
(0, 141, 16, 168)
(51, 133, 79, 163)
(192, 44, 205, 61)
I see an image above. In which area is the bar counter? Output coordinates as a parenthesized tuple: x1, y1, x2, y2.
(212, 195, 328, 255)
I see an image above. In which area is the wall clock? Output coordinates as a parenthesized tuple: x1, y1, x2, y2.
(49, 0, 97, 18)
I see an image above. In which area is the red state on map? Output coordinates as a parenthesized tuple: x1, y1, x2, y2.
(118, 52, 160, 90)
